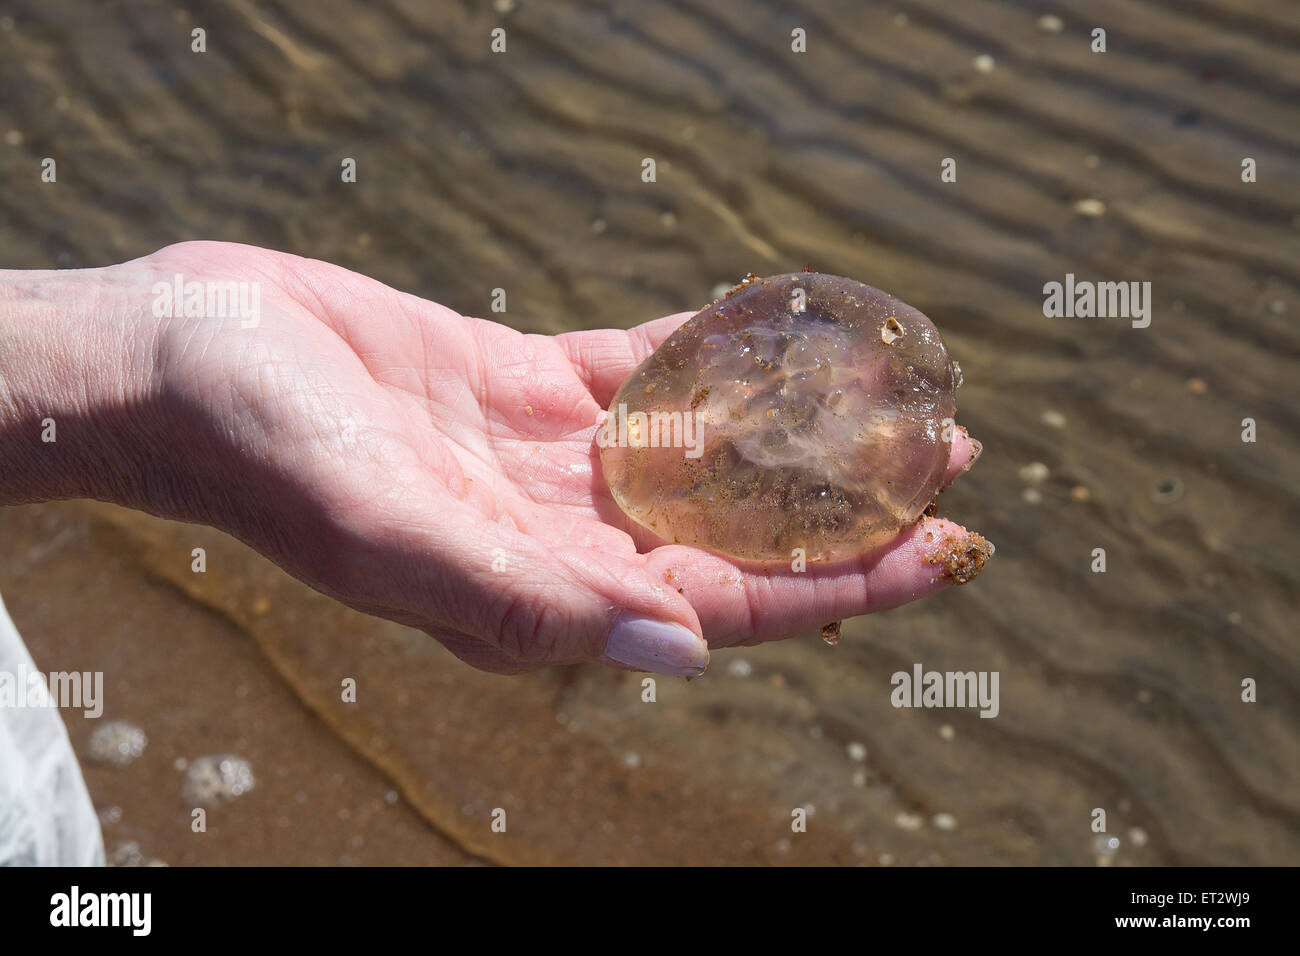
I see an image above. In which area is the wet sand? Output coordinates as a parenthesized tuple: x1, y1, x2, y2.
(1, 0, 1297, 864)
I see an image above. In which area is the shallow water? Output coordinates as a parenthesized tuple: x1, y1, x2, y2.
(1, 0, 1297, 864)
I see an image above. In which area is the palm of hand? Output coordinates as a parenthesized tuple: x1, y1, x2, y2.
(147, 242, 983, 674)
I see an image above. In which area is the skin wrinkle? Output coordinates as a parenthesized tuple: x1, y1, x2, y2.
(555, 552, 697, 659)
(414, 301, 436, 407)
(478, 537, 583, 662)
(405, 322, 499, 482)
(467, 318, 510, 453)
(468, 325, 605, 518)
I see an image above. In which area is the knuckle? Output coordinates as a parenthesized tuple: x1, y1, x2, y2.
(493, 592, 565, 663)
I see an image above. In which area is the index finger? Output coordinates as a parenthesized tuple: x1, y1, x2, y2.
(557, 311, 695, 408)
(641, 515, 993, 650)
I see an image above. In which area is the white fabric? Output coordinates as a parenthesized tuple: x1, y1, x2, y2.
(0, 591, 104, 865)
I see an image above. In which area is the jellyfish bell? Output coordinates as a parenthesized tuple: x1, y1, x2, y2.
(599, 272, 959, 563)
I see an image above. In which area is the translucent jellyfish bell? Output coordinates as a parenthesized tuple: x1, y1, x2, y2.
(599, 273, 958, 562)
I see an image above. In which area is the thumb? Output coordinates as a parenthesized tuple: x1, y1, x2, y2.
(472, 540, 709, 677)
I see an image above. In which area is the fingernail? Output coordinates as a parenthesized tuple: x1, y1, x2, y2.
(966, 437, 984, 469)
(604, 613, 709, 677)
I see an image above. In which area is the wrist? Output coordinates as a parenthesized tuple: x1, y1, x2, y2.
(0, 259, 165, 508)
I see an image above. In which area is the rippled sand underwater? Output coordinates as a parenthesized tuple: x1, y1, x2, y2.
(0, 0, 1297, 864)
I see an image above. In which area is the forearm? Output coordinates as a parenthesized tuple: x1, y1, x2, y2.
(0, 262, 161, 508)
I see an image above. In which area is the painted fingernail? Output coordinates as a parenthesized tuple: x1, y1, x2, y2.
(604, 613, 709, 677)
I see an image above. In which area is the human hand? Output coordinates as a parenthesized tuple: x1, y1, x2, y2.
(0, 242, 990, 676)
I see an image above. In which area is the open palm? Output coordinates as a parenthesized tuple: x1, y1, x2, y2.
(140, 242, 988, 676)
